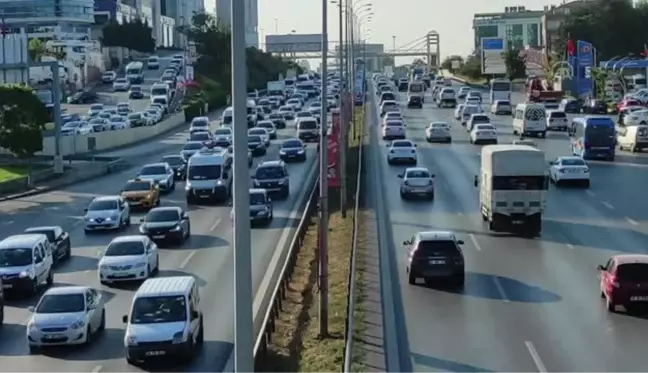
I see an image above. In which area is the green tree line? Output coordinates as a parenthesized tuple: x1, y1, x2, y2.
(0, 85, 49, 160)
(101, 18, 155, 53)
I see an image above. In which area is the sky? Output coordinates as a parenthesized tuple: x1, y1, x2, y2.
(203, 0, 567, 65)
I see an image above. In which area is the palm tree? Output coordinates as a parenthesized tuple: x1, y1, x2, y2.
(28, 38, 66, 63)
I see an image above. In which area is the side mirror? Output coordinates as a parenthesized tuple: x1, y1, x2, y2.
(548, 161, 555, 166)
(84, 208, 88, 212)
(397, 174, 403, 178)
(182, 213, 189, 219)
(402, 240, 410, 245)
(122, 315, 128, 323)
(473, 175, 478, 187)
(96, 249, 104, 257)
(431, 174, 435, 178)
(267, 198, 272, 203)
(140, 217, 145, 222)
(597, 264, 606, 271)
(457, 240, 464, 245)
(28, 306, 35, 313)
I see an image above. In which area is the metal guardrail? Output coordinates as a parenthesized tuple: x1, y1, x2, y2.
(343, 104, 366, 372)
(252, 172, 320, 369)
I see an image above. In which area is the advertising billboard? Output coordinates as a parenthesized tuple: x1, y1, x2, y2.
(576, 40, 593, 98)
(265, 34, 322, 53)
(328, 111, 341, 188)
(481, 37, 506, 75)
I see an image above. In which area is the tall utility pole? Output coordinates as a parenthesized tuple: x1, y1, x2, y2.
(392, 35, 396, 65)
(339, 0, 347, 218)
(318, 0, 329, 338)
(349, 14, 356, 139)
(231, 0, 253, 371)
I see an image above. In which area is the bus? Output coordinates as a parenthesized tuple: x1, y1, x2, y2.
(569, 116, 616, 161)
(490, 78, 511, 102)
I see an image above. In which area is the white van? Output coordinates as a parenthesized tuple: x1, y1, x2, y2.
(513, 103, 547, 138)
(617, 124, 648, 152)
(150, 82, 171, 101)
(408, 81, 425, 102)
(221, 107, 233, 126)
(185, 147, 232, 203)
(0, 234, 54, 295)
(123, 276, 203, 364)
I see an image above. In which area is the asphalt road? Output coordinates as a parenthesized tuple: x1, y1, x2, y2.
(0, 111, 318, 371)
(369, 81, 648, 372)
(62, 52, 178, 119)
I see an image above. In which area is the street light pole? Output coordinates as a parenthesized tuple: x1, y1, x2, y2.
(339, 0, 347, 218)
(231, 0, 253, 371)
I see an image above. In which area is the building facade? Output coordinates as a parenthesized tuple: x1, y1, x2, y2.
(473, 6, 543, 51)
(215, 0, 259, 48)
(160, 0, 202, 48)
(0, 0, 94, 38)
(94, 0, 174, 48)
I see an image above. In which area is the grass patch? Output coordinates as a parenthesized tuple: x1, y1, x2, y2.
(263, 107, 365, 372)
(0, 166, 29, 182)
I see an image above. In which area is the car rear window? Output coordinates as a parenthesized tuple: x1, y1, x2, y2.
(616, 263, 648, 281)
(415, 240, 459, 257)
(550, 111, 566, 118)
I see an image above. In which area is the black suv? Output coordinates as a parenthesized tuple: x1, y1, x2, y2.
(404, 231, 465, 287)
(252, 160, 290, 198)
(582, 99, 607, 114)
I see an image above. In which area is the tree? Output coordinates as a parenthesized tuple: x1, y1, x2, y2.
(441, 55, 464, 72)
(101, 19, 155, 53)
(458, 51, 483, 80)
(28, 38, 66, 62)
(0, 85, 49, 161)
(558, 0, 647, 61)
(503, 49, 526, 80)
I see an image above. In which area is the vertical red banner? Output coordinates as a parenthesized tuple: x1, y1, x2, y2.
(327, 111, 341, 188)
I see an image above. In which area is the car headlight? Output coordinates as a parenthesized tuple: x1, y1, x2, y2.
(134, 262, 147, 268)
(172, 331, 185, 344)
(28, 321, 38, 331)
(126, 335, 138, 346)
(71, 319, 85, 329)
(159, 179, 167, 185)
(170, 225, 181, 231)
(257, 210, 268, 215)
(19, 269, 33, 279)
(253, 179, 260, 186)
(297, 149, 305, 154)
(185, 183, 192, 191)
(139, 225, 148, 233)
(216, 180, 223, 185)
(278, 179, 286, 185)
(279, 149, 286, 155)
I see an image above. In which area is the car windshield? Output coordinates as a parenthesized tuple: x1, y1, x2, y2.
(297, 112, 310, 117)
(406, 170, 430, 178)
(392, 141, 411, 147)
(128, 114, 141, 119)
(258, 123, 273, 129)
(190, 133, 209, 141)
(250, 192, 266, 205)
(256, 166, 284, 179)
(187, 165, 221, 180)
(472, 116, 490, 123)
(497, 101, 511, 106)
(183, 142, 202, 150)
(146, 209, 180, 222)
(0, 248, 33, 267)
(115, 79, 127, 83)
(269, 114, 282, 119)
(105, 240, 145, 256)
(431, 123, 448, 128)
(63, 122, 81, 128)
(25, 229, 55, 242)
(36, 293, 85, 313)
(561, 158, 586, 166)
(110, 117, 123, 123)
(162, 156, 184, 166)
(476, 125, 495, 131)
(386, 121, 402, 126)
(616, 263, 648, 281)
(140, 166, 166, 175)
(279, 107, 292, 112)
(214, 129, 231, 135)
(414, 240, 459, 257)
(90, 104, 102, 110)
(123, 181, 151, 191)
(299, 121, 317, 129)
(88, 200, 118, 211)
(283, 140, 303, 148)
(550, 111, 567, 118)
(248, 135, 262, 143)
(147, 109, 158, 115)
(192, 120, 208, 127)
(130, 296, 187, 324)
(131, 86, 141, 92)
(89, 119, 104, 124)
(153, 98, 166, 105)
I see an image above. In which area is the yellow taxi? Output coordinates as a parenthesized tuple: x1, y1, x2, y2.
(120, 178, 160, 209)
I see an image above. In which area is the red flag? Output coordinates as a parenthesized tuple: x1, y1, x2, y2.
(567, 38, 575, 56)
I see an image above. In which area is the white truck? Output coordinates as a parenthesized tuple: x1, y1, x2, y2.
(474, 144, 549, 236)
(125, 61, 144, 83)
(267, 80, 285, 98)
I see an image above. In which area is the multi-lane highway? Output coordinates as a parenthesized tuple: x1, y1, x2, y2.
(0, 114, 317, 371)
(369, 80, 648, 371)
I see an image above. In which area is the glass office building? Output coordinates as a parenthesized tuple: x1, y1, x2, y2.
(0, 0, 94, 25)
(473, 9, 543, 50)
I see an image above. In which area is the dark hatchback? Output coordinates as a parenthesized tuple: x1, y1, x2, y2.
(404, 231, 465, 287)
(67, 91, 98, 104)
(161, 155, 186, 180)
(582, 99, 607, 114)
(598, 254, 648, 313)
(559, 98, 582, 114)
(24, 226, 71, 263)
(279, 138, 307, 162)
(139, 207, 191, 245)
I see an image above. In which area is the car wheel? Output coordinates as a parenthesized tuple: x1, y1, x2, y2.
(85, 325, 92, 345)
(408, 270, 416, 285)
(99, 310, 106, 331)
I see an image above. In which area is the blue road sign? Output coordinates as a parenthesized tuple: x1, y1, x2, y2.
(482, 38, 504, 50)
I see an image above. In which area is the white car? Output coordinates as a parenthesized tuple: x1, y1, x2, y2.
(466, 113, 491, 132)
(88, 103, 104, 117)
(384, 111, 404, 123)
(546, 110, 569, 131)
(623, 109, 648, 126)
(457, 87, 470, 98)
(89, 118, 110, 132)
(454, 104, 465, 120)
(98, 236, 159, 284)
(213, 127, 233, 146)
(380, 100, 399, 116)
(382, 120, 406, 140)
(549, 156, 590, 187)
(61, 121, 92, 136)
(137, 163, 175, 192)
(26, 286, 105, 350)
(490, 100, 512, 115)
(190, 116, 211, 134)
(256, 120, 277, 139)
(461, 105, 483, 125)
(102, 71, 117, 84)
(469, 124, 498, 145)
(387, 139, 417, 165)
(248, 127, 271, 146)
(109, 115, 129, 130)
(425, 122, 452, 143)
(398, 167, 435, 199)
(287, 98, 302, 110)
(83, 196, 131, 233)
(116, 102, 132, 116)
(145, 108, 163, 123)
(141, 112, 155, 126)
(112, 78, 130, 91)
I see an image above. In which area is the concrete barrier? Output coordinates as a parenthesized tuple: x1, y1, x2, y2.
(40, 112, 185, 156)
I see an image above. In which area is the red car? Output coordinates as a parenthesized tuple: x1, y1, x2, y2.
(598, 254, 648, 313)
(617, 98, 642, 112)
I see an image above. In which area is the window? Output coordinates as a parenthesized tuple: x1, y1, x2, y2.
(474, 25, 498, 48)
(616, 263, 648, 282)
(415, 240, 460, 257)
(526, 23, 539, 47)
(492, 176, 545, 190)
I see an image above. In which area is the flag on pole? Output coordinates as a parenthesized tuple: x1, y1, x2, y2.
(567, 37, 576, 56)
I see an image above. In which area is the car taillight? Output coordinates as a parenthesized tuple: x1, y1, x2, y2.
(610, 276, 620, 288)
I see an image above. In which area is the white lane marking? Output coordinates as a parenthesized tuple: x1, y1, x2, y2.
(72, 219, 84, 227)
(210, 218, 222, 232)
(626, 217, 639, 226)
(601, 201, 614, 210)
(91, 365, 102, 373)
(179, 251, 196, 269)
(525, 341, 548, 373)
(585, 190, 596, 197)
(566, 244, 574, 249)
(493, 277, 509, 302)
(469, 233, 482, 251)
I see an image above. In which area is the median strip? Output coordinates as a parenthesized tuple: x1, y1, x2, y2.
(263, 107, 367, 371)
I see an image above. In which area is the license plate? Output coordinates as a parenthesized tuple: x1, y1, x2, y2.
(146, 350, 166, 356)
(198, 194, 210, 199)
(112, 272, 129, 277)
(592, 147, 608, 150)
(153, 235, 165, 239)
(429, 260, 445, 264)
(512, 220, 524, 224)
(568, 169, 580, 173)
(631, 296, 648, 301)
(2, 284, 11, 289)
(44, 334, 64, 339)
